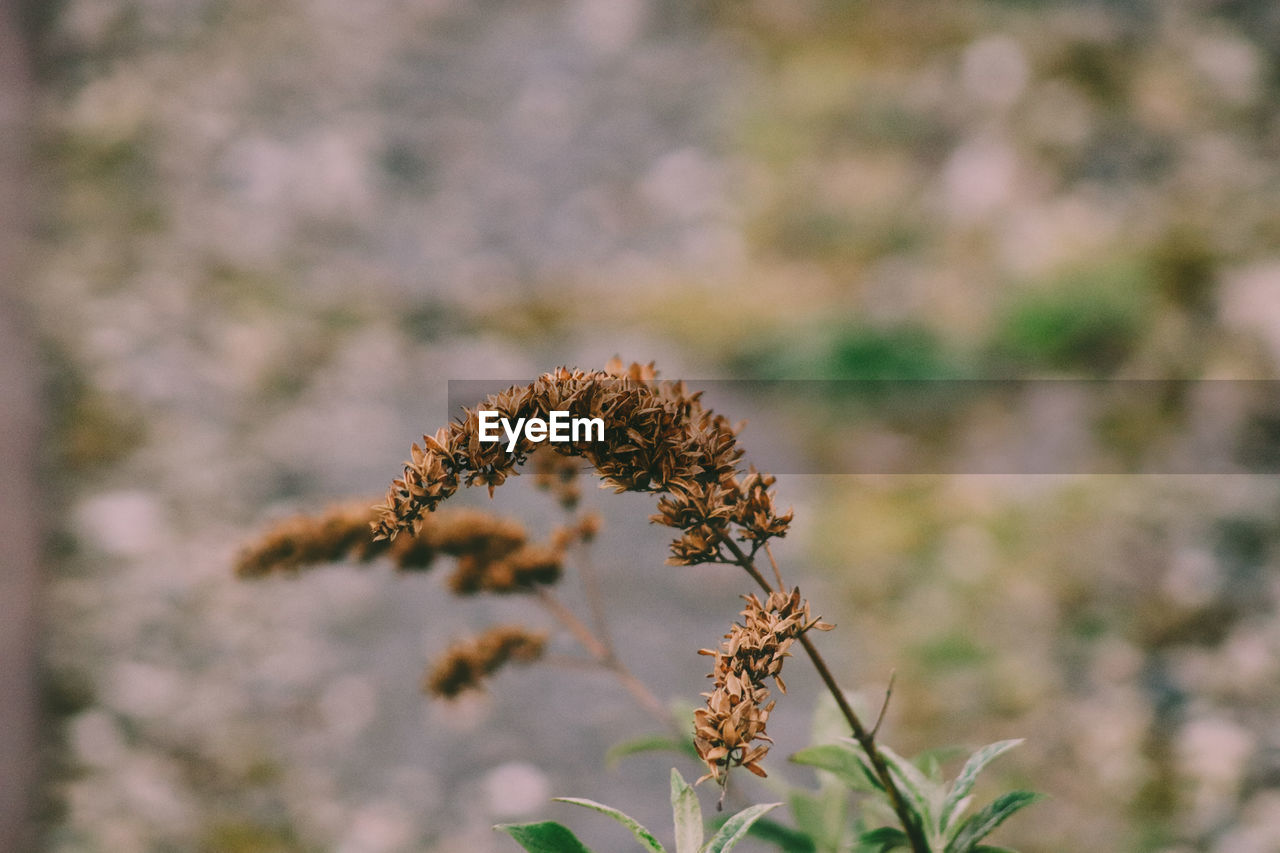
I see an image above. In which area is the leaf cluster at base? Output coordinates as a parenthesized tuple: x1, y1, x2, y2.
(496, 768, 780, 853)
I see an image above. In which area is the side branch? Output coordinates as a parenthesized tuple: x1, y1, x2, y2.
(536, 589, 675, 729)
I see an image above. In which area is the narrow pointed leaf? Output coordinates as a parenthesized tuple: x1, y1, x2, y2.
(877, 745, 940, 830)
(940, 740, 1023, 834)
(942, 795, 973, 835)
(745, 818, 817, 853)
(858, 826, 910, 852)
(809, 689, 875, 747)
(916, 752, 943, 784)
(791, 743, 883, 792)
(788, 786, 846, 850)
(495, 821, 595, 853)
(670, 769, 702, 853)
(606, 734, 697, 767)
(946, 791, 1044, 853)
(913, 746, 967, 783)
(973, 846, 1020, 853)
(704, 802, 782, 853)
(553, 798, 666, 853)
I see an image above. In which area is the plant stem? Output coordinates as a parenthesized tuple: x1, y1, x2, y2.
(720, 538, 930, 853)
(536, 588, 676, 729)
(794, 633, 928, 851)
(871, 670, 896, 740)
(763, 542, 786, 589)
(575, 533, 614, 658)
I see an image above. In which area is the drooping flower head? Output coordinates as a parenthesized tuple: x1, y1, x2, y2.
(374, 360, 791, 566)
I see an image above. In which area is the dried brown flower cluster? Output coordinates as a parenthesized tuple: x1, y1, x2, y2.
(234, 503, 563, 595)
(694, 588, 832, 785)
(234, 501, 434, 576)
(425, 625, 548, 698)
(236, 503, 577, 697)
(375, 359, 792, 566)
(549, 511, 602, 551)
(446, 542, 561, 595)
(532, 447, 583, 509)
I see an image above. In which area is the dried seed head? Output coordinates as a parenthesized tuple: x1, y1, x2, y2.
(446, 543, 563, 595)
(532, 447, 584, 510)
(550, 511, 604, 551)
(234, 502, 386, 577)
(237, 506, 560, 702)
(693, 588, 833, 785)
(374, 362, 791, 566)
(234, 503, 557, 591)
(421, 509, 526, 557)
(576, 511, 602, 542)
(425, 625, 548, 698)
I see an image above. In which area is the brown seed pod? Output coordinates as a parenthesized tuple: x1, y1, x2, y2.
(425, 625, 548, 698)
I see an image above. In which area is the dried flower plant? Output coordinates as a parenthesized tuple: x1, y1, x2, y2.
(235, 449, 666, 715)
(694, 589, 833, 785)
(366, 362, 920, 821)
(235, 361, 1039, 853)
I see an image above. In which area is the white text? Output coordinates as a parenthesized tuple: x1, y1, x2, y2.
(477, 410, 605, 452)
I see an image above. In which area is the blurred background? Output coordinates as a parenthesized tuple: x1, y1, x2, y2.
(5, 0, 1280, 850)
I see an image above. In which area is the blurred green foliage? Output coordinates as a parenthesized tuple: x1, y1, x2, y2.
(989, 264, 1153, 373)
(42, 342, 146, 474)
(733, 323, 961, 381)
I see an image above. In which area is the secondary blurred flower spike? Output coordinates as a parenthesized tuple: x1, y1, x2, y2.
(532, 447, 583, 509)
(234, 503, 561, 594)
(426, 625, 548, 698)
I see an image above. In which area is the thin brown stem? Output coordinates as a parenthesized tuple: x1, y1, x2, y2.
(540, 653, 606, 671)
(725, 541, 775, 594)
(763, 541, 785, 589)
(575, 538, 614, 658)
(720, 538, 929, 853)
(871, 670, 896, 740)
(536, 588, 675, 729)
(537, 587, 609, 659)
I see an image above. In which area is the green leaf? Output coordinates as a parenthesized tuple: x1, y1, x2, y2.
(972, 846, 1020, 853)
(913, 746, 968, 784)
(606, 734, 697, 768)
(704, 802, 782, 853)
(553, 798, 666, 853)
(946, 791, 1044, 853)
(940, 740, 1024, 836)
(858, 826, 910, 852)
(809, 689, 875, 747)
(791, 743, 883, 792)
(495, 821, 595, 853)
(670, 769, 702, 853)
(746, 817, 818, 853)
(788, 787, 848, 852)
(876, 745, 941, 832)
